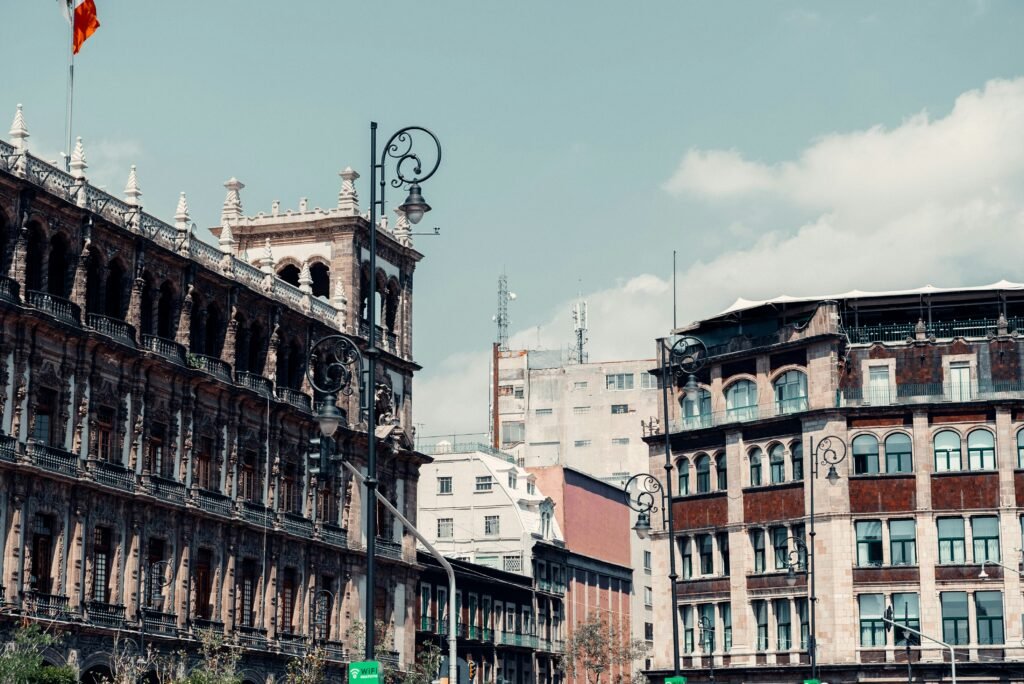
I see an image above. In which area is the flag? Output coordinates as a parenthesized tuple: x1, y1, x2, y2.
(72, 0, 100, 55)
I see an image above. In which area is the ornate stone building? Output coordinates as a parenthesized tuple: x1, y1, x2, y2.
(0, 107, 427, 682)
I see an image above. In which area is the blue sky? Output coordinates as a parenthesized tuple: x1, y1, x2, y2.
(5, 1, 1024, 435)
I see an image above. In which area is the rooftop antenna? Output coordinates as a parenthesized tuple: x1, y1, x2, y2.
(493, 272, 516, 351)
(572, 290, 588, 364)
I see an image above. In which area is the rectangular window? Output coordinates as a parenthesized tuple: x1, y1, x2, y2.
(644, 587, 653, 607)
(92, 527, 111, 603)
(195, 549, 214, 621)
(574, 440, 591, 448)
(484, 515, 500, 536)
(33, 389, 56, 446)
(437, 476, 452, 495)
(96, 407, 115, 462)
(856, 520, 883, 567)
(513, 386, 524, 399)
(644, 622, 654, 641)
(573, 381, 588, 390)
(949, 361, 973, 402)
(795, 598, 809, 649)
(526, 481, 535, 495)
(972, 516, 1000, 562)
(975, 591, 1004, 645)
(698, 534, 714, 575)
(751, 529, 766, 573)
(938, 517, 966, 564)
(605, 373, 635, 391)
(196, 437, 214, 490)
(889, 520, 917, 566)
(753, 601, 768, 651)
(774, 599, 791, 650)
(475, 476, 493, 492)
(477, 555, 498, 569)
(717, 532, 730, 576)
(680, 537, 692, 580)
(611, 404, 629, 414)
(573, 406, 591, 415)
(534, 408, 552, 416)
(941, 591, 970, 645)
(772, 526, 788, 570)
(720, 603, 733, 652)
(502, 555, 522, 573)
(868, 366, 891, 405)
(507, 473, 517, 489)
(892, 593, 920, 646)
(437, 518, 454, 538)
(501, 421, 525, 446)
(699, 604, 716, 652)
(611, 437, 630, 445)
(641, 373, 660, 390)
(858, 594, 885, 646)
(643, 550, 652, 571)
(681, 606, 694, 653)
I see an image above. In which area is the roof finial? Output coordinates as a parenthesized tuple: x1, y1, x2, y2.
(298, 259, 313, 294)
(338, 167, 360, 215)
(260, 238, 275, 274)
(175, 192, 191, 231)
(8, 104, 28, 152)
(218, 221, 235, 254)
(394, 207, 412, 246)
(221, 177, 245, 223)
(124, 165, 142, 205)
(69, 137, 87, 179)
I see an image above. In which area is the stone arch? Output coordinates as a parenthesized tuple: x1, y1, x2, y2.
(310, 261, 330, 298)
(384, 276, 401, 331)
(85, 244, 106, 314)
(277, 260, 300, 288)
(204, 301, 225, 357)
(139, 271, 156, 336)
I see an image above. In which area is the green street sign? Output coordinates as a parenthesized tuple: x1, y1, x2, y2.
(803, 679, 822, 684)
(349, 661, 381, 684)
(666, 677, 687, 684)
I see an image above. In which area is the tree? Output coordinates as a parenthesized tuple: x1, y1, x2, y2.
(346, 620, 398, 683)
(0, 624, 68, 684)
(560, 613, 648, 684)
(400, 641, 442, 684)
(284, 646, 326, 684)
(185, 630, 242, 684)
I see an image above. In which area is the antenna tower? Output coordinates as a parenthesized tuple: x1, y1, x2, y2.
(572, 295, 588, 363)
(494, 273, 516, 350)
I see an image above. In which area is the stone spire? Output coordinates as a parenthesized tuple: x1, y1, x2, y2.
(69, 137, 87, 179)
(298, 260, 313, 294)
(378, 214, 389, 233)
(221, 178, 245, 223)
(338, 167, 359, 215)
(124, 166, 142, 205)
(393, 207, 412, 246)
(218, 221, 235, 254)
(8, 104, 28, 152)
(175, 192, 191, 230)
(260, 238, 275, 274)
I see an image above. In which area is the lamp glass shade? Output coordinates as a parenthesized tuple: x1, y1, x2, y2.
(399, 184, 431, 225)
(633, 513, 651, 540)
(682, 374, 700, 401)
(826, 465, 840, 485)
(786, 566, 797, 587)
(317, 399, 344, 436)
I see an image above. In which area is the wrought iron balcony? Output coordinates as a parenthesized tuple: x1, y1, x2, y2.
(237, 625, 268, 648)
(192, 617, 225, 633)
(27, 441, 79, 476)
(482, 628, 494, 642)
(324, 640, 349, 662)
(281, 512, 314, 539)
(150, 475, 187, 504)
(419, 616, 436, 632)
(29, 592, 71, 619)
(0, 276, 20, 304)
(846, 316, 1024, 344)
(141, 334, 187, 365)
(188, 353, 233, 383)
(375, 537, 403, 560)
(276, 386, 312, 412)
(192, 488, 233, 517)
(87, 601, 127, 628)
(838, 380, 1024, 408)
(93, 460, 136, 492)
(357, 319, 400, 355)
(87, 313, 136, 346)
(235, 371, 273, 398)
(277, 632, 308, 656)
(26, 290, 81, 326)
(142, 609, 178, 635)
(669, 396, 812, 433)
(0, 434, 18, 462)
(378, 650, 399, 669)
(240, 501, 275, 528)
(320, 523, 347, 548)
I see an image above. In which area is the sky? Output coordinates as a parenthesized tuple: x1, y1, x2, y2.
(4, 1, 1024, 437)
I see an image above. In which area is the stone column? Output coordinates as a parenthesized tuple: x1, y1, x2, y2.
(125, 517, 142, 621)
(221, 532, 236, 630)
(177, 526, 191, 629)
(67, 503, 86, 611)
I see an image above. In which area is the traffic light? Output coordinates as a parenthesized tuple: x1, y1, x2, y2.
(308, 435, 328, 477)
(467, 661, 476, 681)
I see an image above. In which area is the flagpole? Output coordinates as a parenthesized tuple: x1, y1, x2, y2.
(65, 0, 74, 171)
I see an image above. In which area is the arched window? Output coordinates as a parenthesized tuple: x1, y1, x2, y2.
(85, 250, 103, 315)
(726, 380, 757, 422)
(791, 442, 804, 481)
(695, 455, 711, 493)
(853, 435, 880, 475)
(204, 304, 223, 357)
(1018, 430, 1024, 469)
(715, 453, 727, 490)
(769, 444, 786, 483)
(677, 460, 689, 496)
(682, 388, 712, 429)
(385, 279, 400, 331)
(247, 323, 265, 375)
(884, 433, 913, 473)
(967, 430, 995, 470)
(934, 431, 962, 472)
(310, 263, 330, 299)
(277, 264, 300, 287)
(749, 448, 763, 487)
(773, 370, 808, 414)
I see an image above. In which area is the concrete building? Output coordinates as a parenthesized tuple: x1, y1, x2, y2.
(0, 111, 429, 681)
(644, 284, 1024, 683)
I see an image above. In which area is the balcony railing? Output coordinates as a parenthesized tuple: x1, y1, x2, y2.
(93, 460, 136, 492)
(482, 628, 494, 642)
(838, 380, 1024, 408)
(0, 276, 21, 304)
(498, 631, 536, 648)
(281, 512, 314, 539)
(278, 632, 308, 656)
(189, 354, 233, 384)
(27, 442, 79, 476)
(241, 501, 275, 527)
(192, 617, 225, 633)
(324, 641, 348, 662)
(87, 313, 136, 346)
(379, 650, 400, 669)
(320, 523, 348, 548)
(141, 335, 187, 365)
(419, 616, 436, 632)
(193, 488, 234, 517)
(846, 316, 1024, 344)
(87, 601, 127, 628)
(26, 290, 81, 326)
(142, 609, 178, 635)
(375, 537, 403, 560)
(0, 434, 18, 462)
(29, 592, 70, 619)
(536, 578, 565, 595)
(236, 371, 273, 398)
(276, 387, 312, 412)
(357, 319, 400, 355)
(150, 475, 187, 504)
(237, 625, 268, 648)
(670, 397, 811, 433)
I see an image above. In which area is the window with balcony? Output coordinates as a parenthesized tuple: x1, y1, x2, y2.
(96, 407, 115, 462)
(949, 361, 973, 401)
(941, 591, 969, 645)
(240, 560, 257, 627)
(32, 389, 57, 446)
(858, 594, 885, 646)
(937, 517, 966, 564)
(725, 380, 757, 421)
(146, 538, 167, 609)
(856, 520, 883, 566)
(773, 370, 808, 414)
(972, 516, 1000, 563)
(976, 591, 1004, 645)
(867, 365, 892, 405)
(238, 451, 259, 503)
(438, 518, 454, 538)
(749, 448, 763, 487)
(769, 444, 786, 484)
(885, 433, 913, 473)
(30, 514, 55, 594)
(279, 465, 300, 514)
(967, 429, 996, 470)
(677, 459, 690, 495)
(934, 430, 962, 472)
(889, 520, 916, 565)
(91, 526, 112, 603)
(715, 453, 727, 490)
(695, 455, 711, 493)
(437, 476, 452, 495)
(195, 437, 214, 491)
(853, 434, 880, 475)
(682, 388, 711, 429)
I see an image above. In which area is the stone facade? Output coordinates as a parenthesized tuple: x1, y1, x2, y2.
(0, 120, 427, 682)
(645, 292, 1024, 683)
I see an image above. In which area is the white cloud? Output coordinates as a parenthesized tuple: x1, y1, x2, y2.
(418, 77, 1024, 435)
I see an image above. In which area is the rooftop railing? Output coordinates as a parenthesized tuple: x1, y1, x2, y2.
(845, 316, 1024, 344)
(838, 380, 1024, 408)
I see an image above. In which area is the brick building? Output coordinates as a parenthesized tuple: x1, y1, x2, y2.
(644, 285, 1024, 683)
(0, 110, 428, 681)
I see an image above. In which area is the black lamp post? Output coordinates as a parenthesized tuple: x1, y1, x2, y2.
(307, 123, 441, 662)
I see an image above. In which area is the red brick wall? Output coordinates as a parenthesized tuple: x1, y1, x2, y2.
(930, 472, 999, 510)
(849, 476, 917, 513)
(563, 473, 632, 568)
(852, 566, 920, 585)
(1017, 472, 1024, 507)
(744, 483, 804, 523)
(672, 493, 728, 531)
